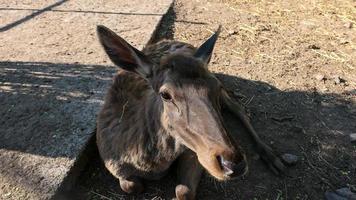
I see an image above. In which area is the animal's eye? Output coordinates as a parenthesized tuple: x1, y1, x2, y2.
(160, 91, 172, 101)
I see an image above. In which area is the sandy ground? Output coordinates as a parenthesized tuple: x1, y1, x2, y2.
(37, 0, 356, 199)
(0, 1, 172, 199)
(74, 0, 355, 199)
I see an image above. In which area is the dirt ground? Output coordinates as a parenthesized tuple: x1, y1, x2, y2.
(73, 0, 356, 199)
(0, 1, 172, 199)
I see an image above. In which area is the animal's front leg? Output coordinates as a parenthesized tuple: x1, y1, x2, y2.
(118, 176, 144, 194)
(221, 89, 285, 175)
(175, 150, 203, 200)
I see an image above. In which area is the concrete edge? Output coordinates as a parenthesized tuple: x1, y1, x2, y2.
(53, 130, 97, 200)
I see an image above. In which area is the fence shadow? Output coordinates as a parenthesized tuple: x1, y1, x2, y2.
(0, 3, 165, 32)
(0, 0, 68, 32)
(0, 61, 116, 158)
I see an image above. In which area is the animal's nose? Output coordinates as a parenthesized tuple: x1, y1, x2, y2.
(217, 155, 248, 178)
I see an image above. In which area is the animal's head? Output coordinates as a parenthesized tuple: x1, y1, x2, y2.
(97, 25, 248, 180)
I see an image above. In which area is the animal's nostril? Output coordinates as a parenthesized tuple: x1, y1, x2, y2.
(216, 155, 222, 169)
(216, 155, 234, 176)
(217, 155, 247, 178)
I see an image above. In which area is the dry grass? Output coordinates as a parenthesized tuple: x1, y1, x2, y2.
(175, 0, 355, 93)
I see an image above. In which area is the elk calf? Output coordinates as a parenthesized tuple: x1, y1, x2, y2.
(96, 25, 285, 199)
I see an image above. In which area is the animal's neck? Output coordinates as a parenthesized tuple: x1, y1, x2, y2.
(145, 92, 164, 137)
(143, 91, 182, 155)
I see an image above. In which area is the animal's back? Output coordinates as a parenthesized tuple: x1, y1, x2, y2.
(143, 40, 196, 66)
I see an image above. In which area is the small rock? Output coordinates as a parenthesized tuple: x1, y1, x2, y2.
(252, 154, 260, 161)
(339, 40, 349, 45)
(350, 133, 356, 143)
(227, 30, 238, 35)
(325, 192, 348, 200)
(345, 22, 353, 29)
(335, 187, 356, 199)
(320, 87, 329, 93)
(281, 153, 299, 165)
(321, 101, 331, 107)
(315, 74, 326, 81)
(333, 76, 346, 85)
(309, 44, 320, 49)
(2, 193, 11, 198)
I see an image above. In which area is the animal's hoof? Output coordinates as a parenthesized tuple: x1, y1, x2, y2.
(257, 142, 286, 175)
(175, 184, 194, 200)
(119, 177, 144, 194)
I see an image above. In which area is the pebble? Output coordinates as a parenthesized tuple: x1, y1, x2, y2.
(227, 30, 238, 35)
(325, 192, 348, 200)
(325, 188, 356, 200)
(309, 44, 320, 49)
(336, 187, 356, 199)
(281, 153, 299, 165)
(333, 76, 346, 85)
(252, 154, 260, 161)
(345, 22, 353, 29)
(320, 87, 329, 93)
(2, 193, 11, 198)
(350, 133, 356, 143)
(314, 74, 326, 81)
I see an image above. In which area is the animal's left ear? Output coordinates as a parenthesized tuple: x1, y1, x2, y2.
(194, 25, 222, 65)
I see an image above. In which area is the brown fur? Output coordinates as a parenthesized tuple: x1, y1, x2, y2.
(96, 26, 285, 199)
(97, 41, 196, 180)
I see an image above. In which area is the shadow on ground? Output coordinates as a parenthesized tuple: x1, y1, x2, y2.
(71, 73, 356, 199)
(28, 3, 355, 198)
(1, 4, 355, 198)
(0, 61, 115, 158)
(70, 3, 356, 199)
(0, 61, 116, 198)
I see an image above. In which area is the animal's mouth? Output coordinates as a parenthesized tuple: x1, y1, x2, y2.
(197, 152, 249, 181)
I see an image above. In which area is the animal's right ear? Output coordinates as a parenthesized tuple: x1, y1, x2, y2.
(194, 25, 221, 65)
(97, 25, 152, 78)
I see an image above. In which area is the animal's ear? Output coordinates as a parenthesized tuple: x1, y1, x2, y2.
(97, 25, 152, 78)
(194, 25, 222, 65)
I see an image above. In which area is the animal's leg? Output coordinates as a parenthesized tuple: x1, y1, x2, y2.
(221, 90, 285, 175)
(119, 176, 144, 194)
(175, 150, 203, 200)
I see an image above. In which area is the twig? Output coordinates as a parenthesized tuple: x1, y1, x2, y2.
(107, 191, 125, 199)
(90, 191, 112, 200)
(244, 95, 255, 106)
(317, 154, 340, 171)
(255, 185, 267, 190)
(271, 115, 294, 122)
(284, 180, 288, 200)
(119, 101, 129, 123)
(301, 151, 335, 188)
